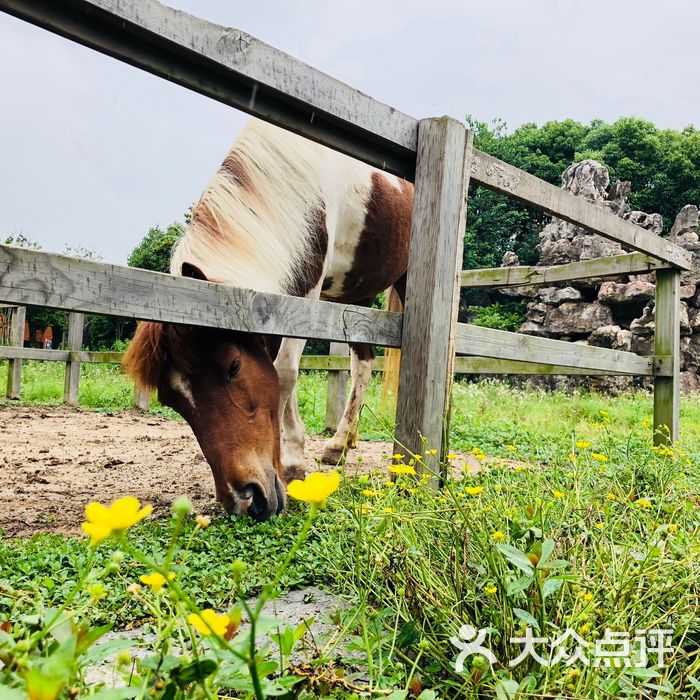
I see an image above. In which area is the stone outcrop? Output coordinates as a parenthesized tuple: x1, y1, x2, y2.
(502, 159, 700, 393)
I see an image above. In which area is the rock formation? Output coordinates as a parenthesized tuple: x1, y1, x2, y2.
(502, 160, 700, 393)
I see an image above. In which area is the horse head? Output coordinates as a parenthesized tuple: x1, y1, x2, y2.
(123, 318, 285, 521)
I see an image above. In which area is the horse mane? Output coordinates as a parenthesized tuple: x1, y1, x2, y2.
(122, 322, 203, 390)
(169, 119, 325, 295)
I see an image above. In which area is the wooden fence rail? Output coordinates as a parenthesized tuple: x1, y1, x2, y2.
(0, 0, 687, 459)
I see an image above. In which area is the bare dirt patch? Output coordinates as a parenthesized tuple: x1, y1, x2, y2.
(0, 405, 394, 537)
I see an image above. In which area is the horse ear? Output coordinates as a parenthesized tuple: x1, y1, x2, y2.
(181, 262, 208, 281)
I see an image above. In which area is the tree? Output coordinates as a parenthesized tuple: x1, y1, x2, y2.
(128, 223, 185, 273)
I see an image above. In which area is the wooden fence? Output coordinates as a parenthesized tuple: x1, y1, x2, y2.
(0, 0, 690, 462)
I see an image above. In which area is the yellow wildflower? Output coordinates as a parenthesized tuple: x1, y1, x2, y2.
(384, 507, 394, 514)
(507, 444, 517, 452)
(287, 471, 341, 506)
(590, 453, 608, 462)
(642, 417, 651, 429)
(668, 523, 678, 533)
(484, 585, 497, 595)
(196, 515, 211, 529)
(635, 498, 652, 509)
(606, 493, 617, 501)
(413, 453, 423, 461)
(139, 572, 175, 592)
(465, 486, 484, 496)
(362, 489, 382, 498)
(188, 609, 230, 636)
(389, 464, 417, 476)
(383, 480, 395, 488)
(579, 623, 591, 635)
(583, 592, 594, 602)
(425, 449, 437, 456)
(514, 465, 523, 472)
(82, 496, 152, 544)
(575, 440, 591, 449)
(392, 453, 405, 461)
(553, 490, 565, 499)
(447, 452, 457, 460)
(491, 531, 505, 541)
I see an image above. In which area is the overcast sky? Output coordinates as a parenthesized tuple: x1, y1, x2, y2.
(1, 0, 698, 264)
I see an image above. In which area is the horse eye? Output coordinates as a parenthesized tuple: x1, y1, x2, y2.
(227, 360, 241, 381)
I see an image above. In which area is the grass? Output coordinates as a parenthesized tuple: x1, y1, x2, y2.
(1, 361, 699, 697)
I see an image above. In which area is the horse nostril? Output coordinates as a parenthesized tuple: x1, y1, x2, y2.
(245, 483, 270, 522)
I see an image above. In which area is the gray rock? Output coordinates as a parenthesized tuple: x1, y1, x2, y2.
(502, 251, 519, 267)
(543, 302, 614, 336)
(630, 305, 655, 336)
(539, 286, 583, 305)
(598, 280, 655, 305)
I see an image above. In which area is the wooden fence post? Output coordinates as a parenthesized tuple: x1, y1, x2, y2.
(5, 306, 26, 400)
(63, 312, 84, 405)
(324, 342, 349, 431)
(653, 269, 681, 444)
(394, 117, 472, 470)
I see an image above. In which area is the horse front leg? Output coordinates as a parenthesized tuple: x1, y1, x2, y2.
(274, 337, 308, 483)
(321, 343, 375, 465)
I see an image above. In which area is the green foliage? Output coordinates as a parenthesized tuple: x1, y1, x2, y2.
(128, 223, 186, 273)
(463, 116, 700, 274)
(470, 302, 526, 332)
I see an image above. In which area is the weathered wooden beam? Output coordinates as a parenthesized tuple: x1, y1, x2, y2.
(324, 343, 349, 432)
(395, 119, 472, 466)
(0, 246, 403, 347)
(0, 0, 417, 178)
(470, 152, 692, 270)
(453, 357, 624, 376)
(5, 305, 26, 399)
(461, 253, 672, 288)
(63, 312, 84, 405)
(653, 269, 681, 444)
(456, 323, 654, 376)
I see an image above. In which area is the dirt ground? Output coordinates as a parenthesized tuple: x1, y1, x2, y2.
(0, 405, 398, 537)
(0, 405, 498, 538)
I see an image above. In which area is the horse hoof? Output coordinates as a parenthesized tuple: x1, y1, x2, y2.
(321, 447, 345, 465)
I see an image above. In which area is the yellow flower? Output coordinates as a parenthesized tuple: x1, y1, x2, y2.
(552, 490, 565, 499)
(606, 493, 617, 501)
(384, 507, 394, 514)
(446, 452, 457, 461)
(196, 515, 211, 529)
(383, 481, 395, 488)
(139, 572, 175, 592)
(635, 498, 652, 509)
(642, 417, 651, 429)
(491, 531, 505, 541)
(425, 449, 437, 456)
(465, 486, 484, 496)
(389, 464, 417, 476)
(579, 623, 591, 635)
(484, 584, 497, 595)
(590, 453, 608, 462)
(392, 453, 405, 461)
(413, 453, 423, 461)
(514, 465, 523, 472)
(287, 471, 341, 506)
(594, 523, 604, 530)
(82, 496, 153, 544)
(188, 609, 230, 636)
(668, 524, 678, 533)
(507, 444, 517, 452)
(475, 454, 486, 462)
(575, 441, 591, 449)
(362, 489, 382, 498)
(583, 592, 594, 602)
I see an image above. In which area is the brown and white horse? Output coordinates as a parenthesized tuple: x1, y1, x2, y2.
(123, 119, 413, 521)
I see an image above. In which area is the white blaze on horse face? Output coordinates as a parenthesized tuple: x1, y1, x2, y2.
(170, 369, 196, 410)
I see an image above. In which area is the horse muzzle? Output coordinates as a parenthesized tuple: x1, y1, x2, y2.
(225, 473, 286, 521)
